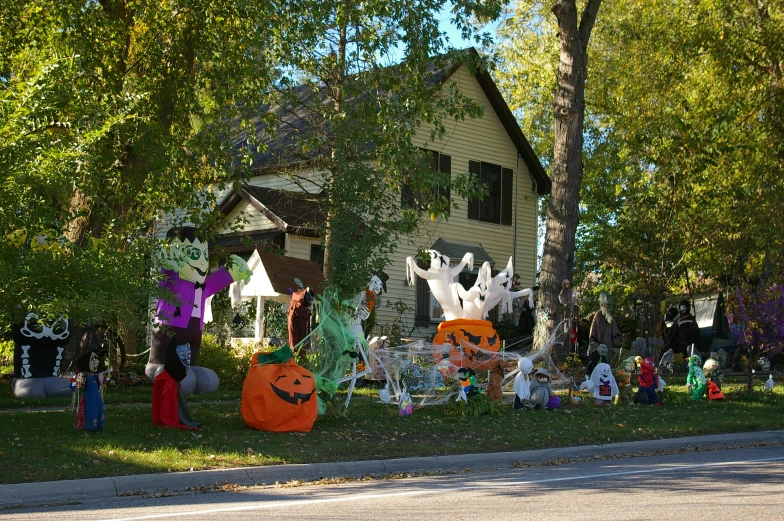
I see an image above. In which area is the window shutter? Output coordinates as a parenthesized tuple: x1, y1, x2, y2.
(414, 261, 431, 327)
(468, 160, 480, 220)
(401, 182, 413, 209)
(439, 153, 451, 212)
(501, 167, 513, 226)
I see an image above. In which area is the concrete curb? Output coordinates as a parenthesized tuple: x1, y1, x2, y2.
(2, 430, 783, 508)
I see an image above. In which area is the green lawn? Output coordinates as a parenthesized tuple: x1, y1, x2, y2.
(0, 378, 782, 485)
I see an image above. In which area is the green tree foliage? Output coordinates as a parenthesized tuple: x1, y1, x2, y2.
(497, 0, 784, 317)
(260, 1, 503, 297)
(0, 0, 291, 329)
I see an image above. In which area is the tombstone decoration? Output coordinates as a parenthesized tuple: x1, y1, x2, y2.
(146, 226, 252, 394)
(11, 313, 73, 398)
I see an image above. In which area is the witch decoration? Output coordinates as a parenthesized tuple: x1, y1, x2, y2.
(74, 350, 107, 431)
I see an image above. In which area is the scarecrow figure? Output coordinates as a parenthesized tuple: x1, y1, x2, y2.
(634, 357, 663, 406)
(527, 368, 555, 409)
(589, 292, 623, 366)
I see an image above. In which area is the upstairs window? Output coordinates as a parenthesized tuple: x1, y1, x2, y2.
(467, 160, 513, 225)
(401, 151, 451, 213)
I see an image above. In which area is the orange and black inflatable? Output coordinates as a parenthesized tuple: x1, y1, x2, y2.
(241, 347, 318, 432)
(432, 319, 501, 370)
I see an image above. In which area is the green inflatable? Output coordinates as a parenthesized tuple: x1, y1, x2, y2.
(686, 354, 707, 401)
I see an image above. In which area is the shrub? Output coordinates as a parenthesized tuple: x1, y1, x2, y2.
(197, 332, 256, 388)
(0, 340, 13, 374)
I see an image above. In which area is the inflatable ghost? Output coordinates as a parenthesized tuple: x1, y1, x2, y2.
(406, 249, 474, 321)
(589, 362, 618, 406)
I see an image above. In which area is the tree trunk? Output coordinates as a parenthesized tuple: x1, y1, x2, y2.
(322, 18, 348, 283)
(538, 0, 602, 346)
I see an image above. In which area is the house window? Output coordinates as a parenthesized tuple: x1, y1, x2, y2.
(310, 244, 324, 269)
(430, 294, 444, 322)
(467, 160, 513, 225)
(401, 151, 451, 212)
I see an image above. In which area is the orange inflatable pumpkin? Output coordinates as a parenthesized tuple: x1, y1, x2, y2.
(432, 319, 501, 370)
(241, 349, 318, 432)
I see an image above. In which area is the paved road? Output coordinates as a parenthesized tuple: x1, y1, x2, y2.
(3, 445, 783, 521)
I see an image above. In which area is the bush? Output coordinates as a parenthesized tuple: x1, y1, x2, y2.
(197, 332, 256, 388)
(0, 340, 13, 374)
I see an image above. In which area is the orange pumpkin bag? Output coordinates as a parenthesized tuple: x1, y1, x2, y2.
(432, 319, 501, 370)
(241, 346, 318, 432)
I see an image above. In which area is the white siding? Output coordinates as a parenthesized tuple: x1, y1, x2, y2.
(216, 199, 279, 234)
(286, 235, 321, 261)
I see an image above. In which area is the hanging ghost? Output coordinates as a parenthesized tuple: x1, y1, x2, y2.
(11, 313, 72, 398)
(146, 226, 251, 394)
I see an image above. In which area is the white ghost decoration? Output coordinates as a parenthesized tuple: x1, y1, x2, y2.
(590, 362, 619, 403)
(513, 357, 533, 401)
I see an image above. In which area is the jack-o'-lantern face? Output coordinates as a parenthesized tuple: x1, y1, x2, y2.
(241, 358, 319, 433)
(270, 368, 315, 405)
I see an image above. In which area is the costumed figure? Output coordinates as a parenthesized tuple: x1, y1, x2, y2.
(527, 368, 556, 409)
(241, 346, 318, 432)
(152, 338, 200, 429)
(398, 386, 414, 416)
(614, 357, 636, 405)
(513, 357, 533, 409)
(634, 357, 663, 406)
(559, 279, 577, 333)
(665, 299, 702, 357)
(146, 226, 252, 394)
(75, 350, 107, 431)
(589, 292, 623, 366)
(586, 343, 608, 378)
(518, 299, 535, 338)
(406, 249, 474, 321)
(686, 354, 707, 401)
(288, 288, 315, 350)
(11, 313, 73, 398)
(589, 362, 618, 406)
(703, 357, 723, 390)
(487, 359, 504, 402)
(457, 367, 480, 399)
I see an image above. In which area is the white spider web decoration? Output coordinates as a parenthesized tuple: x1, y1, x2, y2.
(369, 320, 570, 407)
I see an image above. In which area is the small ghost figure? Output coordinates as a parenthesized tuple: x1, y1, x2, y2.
(764, 374, 774, 393)
(513, 357, 533, 409)
(686, 354, 707, 401)
(590, 362, 618, 406)
(527, 368, 554, 409)
(398, 387, 413, 416)
(487, 359, 504, 402)
(75, 350, 106, 432)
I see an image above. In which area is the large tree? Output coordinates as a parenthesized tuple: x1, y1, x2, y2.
(0, 0, 293, 330)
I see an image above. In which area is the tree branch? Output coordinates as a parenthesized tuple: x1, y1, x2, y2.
(578, 0, 603, 45)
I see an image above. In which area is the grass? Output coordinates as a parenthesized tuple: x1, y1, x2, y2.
(0, 378, 782, 485)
